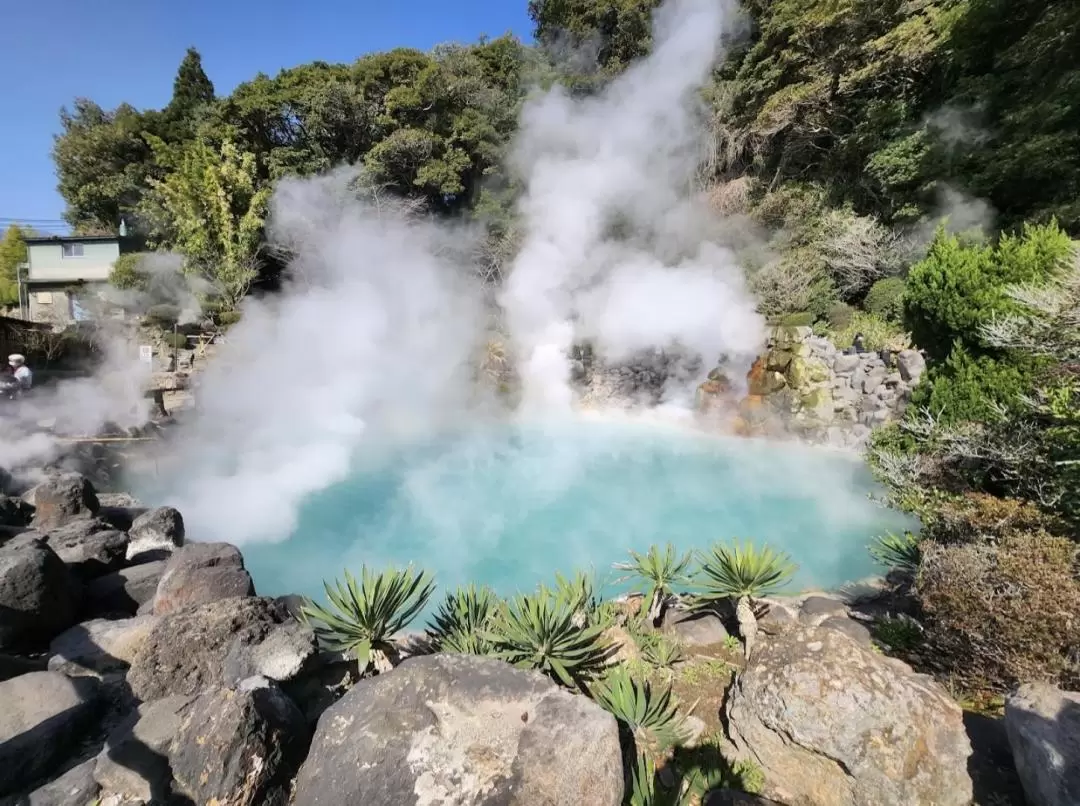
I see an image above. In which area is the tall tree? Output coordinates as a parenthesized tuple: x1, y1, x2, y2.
(0, 226, 27, 308)
(167, 47, 215, 118)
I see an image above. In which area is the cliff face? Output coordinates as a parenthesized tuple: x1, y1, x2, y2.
(700, 326, 927, 450)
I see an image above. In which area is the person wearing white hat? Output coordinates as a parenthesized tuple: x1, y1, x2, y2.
(7, 354, 32, 391)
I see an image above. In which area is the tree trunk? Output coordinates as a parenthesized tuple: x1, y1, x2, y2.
(736, 595, 758, 660)
(647, 588, 665, 627)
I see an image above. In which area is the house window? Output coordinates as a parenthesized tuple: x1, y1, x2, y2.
(61, 242, 85, 258)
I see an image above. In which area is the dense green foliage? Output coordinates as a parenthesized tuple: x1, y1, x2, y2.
(0, 226, 27, 308)
(863, 277, 906, 323)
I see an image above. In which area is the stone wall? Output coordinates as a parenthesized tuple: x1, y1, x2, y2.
(701, 326, 926, 450)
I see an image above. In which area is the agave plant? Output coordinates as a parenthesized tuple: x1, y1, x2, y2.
(427, 584, 499, 655)
(484, 586, 612, 688)
(614, 543, 693, 626)
(593, 667, 689, 805)
(870, 531, 922, 574)
(636, 631, 684, 669)
(300, 566, 435, 674)
(695, 540, 796, 659)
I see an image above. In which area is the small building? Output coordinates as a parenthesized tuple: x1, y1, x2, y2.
(22, 234, 125, 324)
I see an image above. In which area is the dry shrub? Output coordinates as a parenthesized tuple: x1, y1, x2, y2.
(916, 532, 1080, 692)
(927, 493, 1068, 544)
(706, 177, 754, 217)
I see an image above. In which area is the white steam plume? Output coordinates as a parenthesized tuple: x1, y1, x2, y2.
(159, 172, 486, 544)
(501, 0, 764, 414)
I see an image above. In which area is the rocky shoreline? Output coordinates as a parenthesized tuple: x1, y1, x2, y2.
(1, 468, 1075, 806)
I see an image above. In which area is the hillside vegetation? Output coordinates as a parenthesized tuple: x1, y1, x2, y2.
(50, 0, 1079, 707)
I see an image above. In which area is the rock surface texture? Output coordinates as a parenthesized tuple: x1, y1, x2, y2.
(1004, 682, 1080, 806)
(0, 534, 79, 650)
(151, 541, 255, 615)
(724, 624, 973, 806)
(126, 506, 185, 562)
(29, 473, 99, 529)
(128, 596, 315, 700)
(294, 653, 624, 806)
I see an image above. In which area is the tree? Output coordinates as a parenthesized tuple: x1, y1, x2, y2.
(140, 137, 271, 308)
(52, 100, 159, 232)
(0, 226, 27, 308)
(527, 0, 662, 73)
(167, 47, 215, 117)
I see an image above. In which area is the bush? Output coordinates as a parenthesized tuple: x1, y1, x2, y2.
(827, 301, 855, 330)
(144, 304, 181, 330)
(161, 332, 188, 350)
(904, 221, 1074, 359)
(778, 311, 815, 327)
(109, 253, 150, 291)
(831, 311, 910, 351)
(926, 493, 1067, 544)
(910, 345, 1038, 425)
(864, 277, 906, 322)
(915, 531, 1080, 692)
(215, 310, 242, 327)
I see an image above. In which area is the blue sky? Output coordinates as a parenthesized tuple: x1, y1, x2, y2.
(0, 0, 534, 232)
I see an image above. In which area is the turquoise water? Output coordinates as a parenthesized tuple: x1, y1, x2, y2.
(236, 417, 914, 606)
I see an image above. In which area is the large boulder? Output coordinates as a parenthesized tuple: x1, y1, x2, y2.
(0, 494, 34, 528)
(151, 541, 254, 615)
(85, 559, 167, 615)
(29, 473, 99, 530)
(169, 679, 309, 806)
(126, 506, 184, 563)
(294, 654, 624, 806)
(48, 615, 159, 678)
(1004, 682, 1080, 806)
(95, 694, 194, 803)
(0, 534, 80, 650)
(0, 671, 102, 796)
(127, 596, 316, 700)
(725, 625, 973, 806)
(40, 519, 128, 579)
(22, 758, 101, 806)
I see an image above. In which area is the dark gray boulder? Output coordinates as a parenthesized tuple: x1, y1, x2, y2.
(40, 519, 128, 579)
(48, 616, 159, 678)
(798, 595, 849, 625)
(94, 694, 194, 803)
(1005, 682, 1080, 806)
(28, 474, 98, 530)
(22, 758, 101, 806)
(169, 679, 309, 806)
(293, 653, 624, 806)
(0, 671, 102, 796)
(127, 506, 184, 563)
(0, 534, 80, 650)
(127, 596, 316, 700)
(85, 560, 166, 615)
(662, 608, 730, 647)
(152, 542, 254, 615)
(0, 495, 33, 529)
(818, 615, 873, 647)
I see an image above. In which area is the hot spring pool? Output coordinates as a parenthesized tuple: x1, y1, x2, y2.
(230, 418, 914, 607)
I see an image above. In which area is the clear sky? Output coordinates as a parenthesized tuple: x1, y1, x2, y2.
(0, 0, 534, 232)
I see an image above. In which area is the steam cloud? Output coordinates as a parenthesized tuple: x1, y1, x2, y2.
(502, 0, 763, 413)
(153, 0, 767, 545)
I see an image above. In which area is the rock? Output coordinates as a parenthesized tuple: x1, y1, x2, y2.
(798, 595, 849, 625)
(48, 616, 158, 677)
(0, 671, 102, 796)
(725, 625, 972, 806)
(897, 350, 926, 383)
(0, 495, 34, 528)
(0, 534, 80, 650)
(602, 624, 641, 665)
(663, 609, 730, 647)
(818, 616, 873, 647)
(757, 602, 797, 635)
(94, 695, 194, 803)
(86, 560, 166, 615)
(282, 655, 359, 727)
(40, 519, 128, 579)
(126, 506, 184, 563)
(22, 758, 101, 806)
(704, 792, 785, 806)
(294, 654, 624, 806)
(152, 541, 254, 615)
(128, 596, 316, 700)
(1004, 682, 1080, 806)
(833, 354, 861, 374)
(861, 368, 887, 394)
(29, 474, 99, 530)
(169, 681, 309, 806)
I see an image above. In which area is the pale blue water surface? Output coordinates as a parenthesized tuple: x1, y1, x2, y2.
(228, 418, 914, 606)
